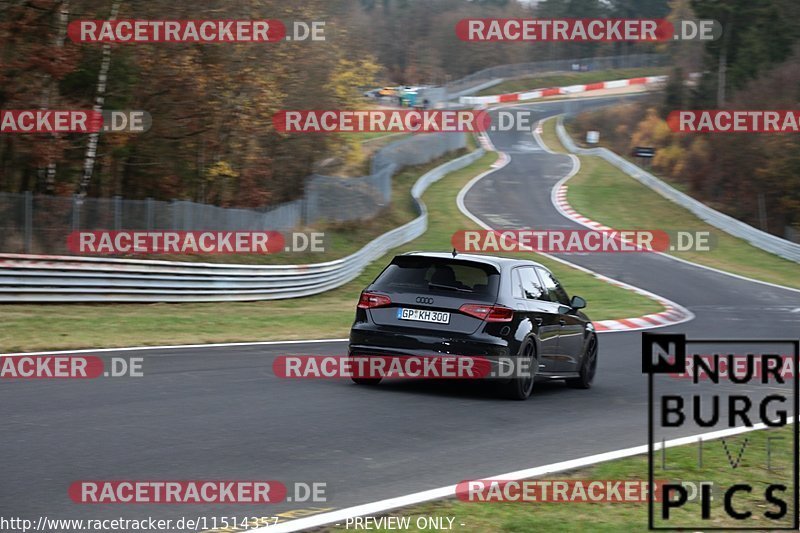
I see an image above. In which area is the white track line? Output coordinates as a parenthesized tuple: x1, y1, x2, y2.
(457, 115, 694, 333)
(258, 423, 778, 532)
(0, 338, 349, 357)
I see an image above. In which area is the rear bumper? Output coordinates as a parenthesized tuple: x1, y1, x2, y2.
(348, 324, 513, 379)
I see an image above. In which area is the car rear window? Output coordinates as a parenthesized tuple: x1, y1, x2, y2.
(372, 256, 500, 300)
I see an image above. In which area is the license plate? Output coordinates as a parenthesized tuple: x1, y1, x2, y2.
(397, 308, 450, 324)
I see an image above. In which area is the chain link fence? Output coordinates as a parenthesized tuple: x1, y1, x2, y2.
(304, 131, 467, 224)
(0, 131, 468, 255)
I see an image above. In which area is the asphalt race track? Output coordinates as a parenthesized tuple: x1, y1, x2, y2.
(2, 96, 799, 530)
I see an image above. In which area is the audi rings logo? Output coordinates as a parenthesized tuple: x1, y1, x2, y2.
(416, 297, 434, 304)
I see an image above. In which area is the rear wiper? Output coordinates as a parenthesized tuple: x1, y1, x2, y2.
(428, 282, 472, 292)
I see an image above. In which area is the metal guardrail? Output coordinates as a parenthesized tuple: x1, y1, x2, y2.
(443, 53, 666, 98)
(0, 149, 485, 302)
(556, 116, 800, 264)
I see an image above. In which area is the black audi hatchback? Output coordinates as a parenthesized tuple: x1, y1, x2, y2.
(348, 252, 598, 400)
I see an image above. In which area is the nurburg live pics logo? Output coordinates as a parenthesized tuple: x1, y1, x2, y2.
(642, 333, 800, 530)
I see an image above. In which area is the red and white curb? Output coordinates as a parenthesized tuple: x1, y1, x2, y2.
(530, 120, 693, 332)
(544, 247, 693, 334)
(585, 275, 692, 333)
(476, 131, 510, 168)
(460, 114, 693, 334)
(555, 186, 613, 231)
(461, 75, 666, 106)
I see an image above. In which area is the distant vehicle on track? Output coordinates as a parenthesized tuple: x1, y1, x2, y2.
(365, 85, 432, 107)
(378, 86, 399, 97)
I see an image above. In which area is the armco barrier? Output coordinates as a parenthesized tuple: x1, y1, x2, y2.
(460, 75, 667, 105)
(445, 53, 666, 99)
(0, 149, 484, 302)
(555, 116, 800, 263)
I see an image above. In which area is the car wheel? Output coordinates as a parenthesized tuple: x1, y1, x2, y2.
(504, 340, 537, 401)
(566, 334, 598, 389)
(351, 377, 382, 386)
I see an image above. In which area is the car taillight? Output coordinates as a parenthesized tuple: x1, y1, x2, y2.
(358, 291, 391, 309)
(459, 303, 514, 322)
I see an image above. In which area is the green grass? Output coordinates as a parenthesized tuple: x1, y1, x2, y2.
(540, 118, 800, 290)
(476, 67, 669, 96)
(324, 425, 795, 532)
(1, 149, 662, 352)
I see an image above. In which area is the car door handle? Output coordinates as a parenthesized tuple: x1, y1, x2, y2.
(534, 317, 543, 326)
(558, 319, 566, 326)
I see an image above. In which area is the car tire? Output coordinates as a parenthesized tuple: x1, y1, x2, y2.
(504, 340, 537, 401)
(351, 377, 382, 386)
(566, 334, 598, 389)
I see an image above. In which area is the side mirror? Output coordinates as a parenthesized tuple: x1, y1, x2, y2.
(570, 295, 587, 310)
